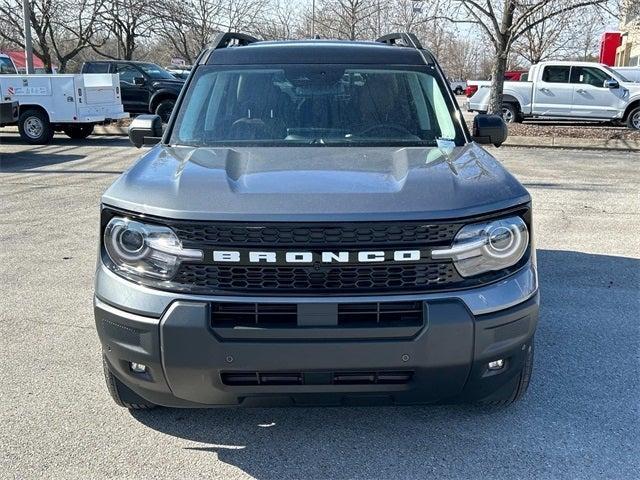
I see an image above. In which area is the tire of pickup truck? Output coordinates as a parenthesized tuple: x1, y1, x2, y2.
(501, 103, 522, 124)
(18, 109, 54, 144)
(478, 340, 534, 407)
(103, 357, 156, 410)
(155, 98, 176, 123)
(63, 124, 94, 139)
(627, 106, 640, 130)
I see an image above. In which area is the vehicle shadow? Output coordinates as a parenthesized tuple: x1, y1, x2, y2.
(130, 249, 640, 479)
(0, 135, 132, 173)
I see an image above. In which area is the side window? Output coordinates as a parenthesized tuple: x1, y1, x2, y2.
(570, 67, 609, 87)
(115, 64, 142, 84)
(0, 57, 17, 74)
(542, 66, 570, 83)
(84, 62, 109, 74)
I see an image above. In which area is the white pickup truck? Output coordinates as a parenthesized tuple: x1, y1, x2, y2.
(0, 73, 128, 143)
(466, 61, 640, 130)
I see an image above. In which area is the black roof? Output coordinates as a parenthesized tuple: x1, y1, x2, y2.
(206, 39, 432, 66)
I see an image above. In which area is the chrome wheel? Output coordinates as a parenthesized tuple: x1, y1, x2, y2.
(631, 111, 640, 130)
(24, 116, 44, 139)
(501, 107, 515, 124)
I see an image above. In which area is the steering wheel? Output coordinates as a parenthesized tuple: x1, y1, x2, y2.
(356, 123, 416, 138)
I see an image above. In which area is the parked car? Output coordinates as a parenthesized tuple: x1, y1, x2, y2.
(166, 66, 192, 80)
(0, 53, 18, 74)
(504, 70, 528, 81)
(449, 79, 466, 95)
(0, 73, 128, 143)
(95, 32, 538, 410)
(0, 98, 19, 126)
(466, 61, 640, 129)
(81, 60, 185, 122)
(613, 67, 640, 83)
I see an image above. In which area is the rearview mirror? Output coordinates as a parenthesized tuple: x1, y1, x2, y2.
(472, 114, 508, 147)
(128, 114, 163, 148)
(133, 76, 146, 86)
(604, 79, 619, 89)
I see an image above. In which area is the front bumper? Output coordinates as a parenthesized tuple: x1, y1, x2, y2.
(95, 262, 539, 407)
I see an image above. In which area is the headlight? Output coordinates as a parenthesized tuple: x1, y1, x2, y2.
(432, 216, 529, 277)
(104, 217, 202, 280)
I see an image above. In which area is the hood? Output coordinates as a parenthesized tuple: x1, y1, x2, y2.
(151, 78, 184, 89)
(102, 143, 530, 222)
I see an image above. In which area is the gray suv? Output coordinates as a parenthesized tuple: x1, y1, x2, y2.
(95, 33, 539, 409)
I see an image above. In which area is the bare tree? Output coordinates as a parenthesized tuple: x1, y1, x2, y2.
(156, 0, 225, 64)
(90, 0, 157, 60)
(448, 0, 612, 114)
(314, 0, 377, 40)
(0, 0, 105, 72)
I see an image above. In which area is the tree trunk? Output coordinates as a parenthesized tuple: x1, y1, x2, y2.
(488, 48, 507, 115)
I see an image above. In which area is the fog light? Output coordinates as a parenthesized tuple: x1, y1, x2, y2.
(130, 362, 147, 373)
(488, 359, 505, 370)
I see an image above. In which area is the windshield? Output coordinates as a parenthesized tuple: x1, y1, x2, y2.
(602, 65, 630, 83)
(137, 63, 176, 80)
(170, 65, 462, 147)
(0, 56, 17, 74)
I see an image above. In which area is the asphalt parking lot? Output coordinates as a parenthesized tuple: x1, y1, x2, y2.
(1, 132, 638, 479)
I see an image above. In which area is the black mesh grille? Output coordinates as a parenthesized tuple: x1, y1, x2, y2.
(172, 221, 462, 247)
(174, 263, 460, 294)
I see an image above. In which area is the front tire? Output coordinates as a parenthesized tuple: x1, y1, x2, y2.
(627, 106, 640, 130)
(103, 357, 156, 410)
(63, 124, 94, 139)
(155, 98, 176, 123)
(18, 109, 54, 144)
(501, 103, 521, 124)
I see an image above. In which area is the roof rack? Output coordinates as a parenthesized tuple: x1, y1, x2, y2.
(198, 32, 260, 64)
(376, 33, 423, 50)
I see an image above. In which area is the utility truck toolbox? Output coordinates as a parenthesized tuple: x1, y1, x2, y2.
(95, 33, 539, 410)
(0, 73, 128, 143)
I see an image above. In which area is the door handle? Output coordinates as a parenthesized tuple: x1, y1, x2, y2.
(576, 88, 587, 94)
(539, 87, 549, 92)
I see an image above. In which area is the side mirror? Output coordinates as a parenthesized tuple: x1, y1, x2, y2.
(128, 114, 163, 148)
(472, 114, 508, 147)
(604, 79, 619, 89)
(133, 76, 146, 86)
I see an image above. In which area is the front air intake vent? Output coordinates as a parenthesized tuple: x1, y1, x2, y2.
(338, 301, 423, 327)
(221, 371, 414, 386)
(211, 302, 297, 327)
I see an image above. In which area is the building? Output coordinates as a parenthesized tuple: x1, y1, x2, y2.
(616, 0, 640, 66)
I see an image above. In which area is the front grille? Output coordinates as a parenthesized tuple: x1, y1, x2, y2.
(211, 301, 424, 328)
(221, 371, 413, 386)
(172, 221, 462, 247)
(177, 263, 460, 294)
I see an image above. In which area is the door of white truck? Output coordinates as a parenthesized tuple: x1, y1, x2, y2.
(569, 66, 626, 119)
(532, 65, 573, 116)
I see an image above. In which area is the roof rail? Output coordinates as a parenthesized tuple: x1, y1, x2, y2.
(210, 32, 260, 50)
(198, 32, 260, 65)
(376, 32, 423, 50)
(375, 32, 435, 64)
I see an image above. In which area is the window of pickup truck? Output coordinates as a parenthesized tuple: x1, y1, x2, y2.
(542, 66, 570, 83)
(570, 67, 610, 87)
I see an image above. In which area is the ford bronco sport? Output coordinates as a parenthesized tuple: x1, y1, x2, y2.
(95, 33, 539, 409)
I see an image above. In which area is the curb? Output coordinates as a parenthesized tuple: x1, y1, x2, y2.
(503, 135, 640, 151)
(94, 125, 129, 136)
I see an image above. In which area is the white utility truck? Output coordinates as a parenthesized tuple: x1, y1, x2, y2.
(466, 61, 640, 129)
(0, 73, 128, 143)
